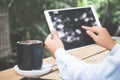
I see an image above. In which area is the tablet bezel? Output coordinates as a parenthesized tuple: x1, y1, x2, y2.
(44, 6, 101, 50)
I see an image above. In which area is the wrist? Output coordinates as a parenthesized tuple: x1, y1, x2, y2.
(110, 43, 120, 55)
(107, 41, 116, 50)
(54, 48, 65, 58)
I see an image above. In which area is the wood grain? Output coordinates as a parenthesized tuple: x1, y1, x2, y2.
(0, 44, 108, 80)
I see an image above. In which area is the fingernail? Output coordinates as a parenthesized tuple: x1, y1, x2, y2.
(82, 26, 85, 28)
(86, 30, 90, 34)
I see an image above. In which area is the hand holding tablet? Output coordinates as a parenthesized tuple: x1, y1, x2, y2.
(44, 6, 101, 50)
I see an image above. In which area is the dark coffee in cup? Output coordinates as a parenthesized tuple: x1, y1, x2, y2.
(17, 40, 43, 70)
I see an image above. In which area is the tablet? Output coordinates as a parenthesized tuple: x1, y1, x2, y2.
(44, 6, 101, 50)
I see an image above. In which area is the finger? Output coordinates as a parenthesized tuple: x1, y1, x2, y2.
(82, 26, 101, 34)
(44, 37, 52, 49)
(45, 34, 52, 45)
(86, 30, 97, 41)
(47, 34, 52, 39)
(44, 45, 53, 55)
(51, 28, 58, 38)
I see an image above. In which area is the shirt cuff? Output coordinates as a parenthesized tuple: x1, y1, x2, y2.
(109, 43, 120, 55)
(55, 48, 75, 66)
(55, 48, 67, 62)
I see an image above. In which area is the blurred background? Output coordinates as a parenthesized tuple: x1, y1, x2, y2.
(0, 0, 120, 70)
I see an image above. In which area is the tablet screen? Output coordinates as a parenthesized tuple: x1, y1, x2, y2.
(44, 6, 101, 50)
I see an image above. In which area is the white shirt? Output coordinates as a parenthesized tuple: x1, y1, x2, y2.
(55, 44, 120, 80)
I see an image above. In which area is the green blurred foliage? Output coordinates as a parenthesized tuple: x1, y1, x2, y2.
(77, 0, 108, 19)
(77, 0, 120, 24)
(0, 0, 120, 57)
(8, 0, 76, 57)
(98, 0, 120, 35)
(77, 0, 120, 35)
(0, 0, 10, 5)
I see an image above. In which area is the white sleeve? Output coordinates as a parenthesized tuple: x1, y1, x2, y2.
(96, 43, 120, 80)
(55, 44, 120, 80)
(55, 48, 98, 80)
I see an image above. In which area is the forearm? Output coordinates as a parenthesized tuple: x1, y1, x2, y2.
(55, 44, 120, 80)
(55, 48, 99, 80)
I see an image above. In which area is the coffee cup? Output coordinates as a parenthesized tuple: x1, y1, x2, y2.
(17, 40, 43, 70)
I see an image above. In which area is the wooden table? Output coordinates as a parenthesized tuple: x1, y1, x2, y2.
(0, 44, 109, 80)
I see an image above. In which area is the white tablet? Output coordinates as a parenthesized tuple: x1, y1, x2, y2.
(44, 6, 101, 50)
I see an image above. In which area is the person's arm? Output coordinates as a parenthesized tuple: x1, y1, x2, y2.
(97, 43, 120, 80)
(45, 26, 116, 57)
(54, 48, 97, 80)
(54, 43, 120, 80)
(44, 26, 118, 80)
(44, 29, 64, 58)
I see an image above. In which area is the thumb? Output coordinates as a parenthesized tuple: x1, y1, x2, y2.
(51, 28, 58, 38)
(86, 30, 97, 41)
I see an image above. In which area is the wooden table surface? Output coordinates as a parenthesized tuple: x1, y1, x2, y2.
(0, 44, 109, 80)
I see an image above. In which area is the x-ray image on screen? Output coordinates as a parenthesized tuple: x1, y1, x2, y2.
(44, 7, 101, 50)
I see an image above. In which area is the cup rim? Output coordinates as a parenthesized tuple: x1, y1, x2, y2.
(17, 40, 43, 45)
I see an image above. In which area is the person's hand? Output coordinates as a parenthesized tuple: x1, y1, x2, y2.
(44, 29, 64, 58)
(82, 26, 115, 50)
